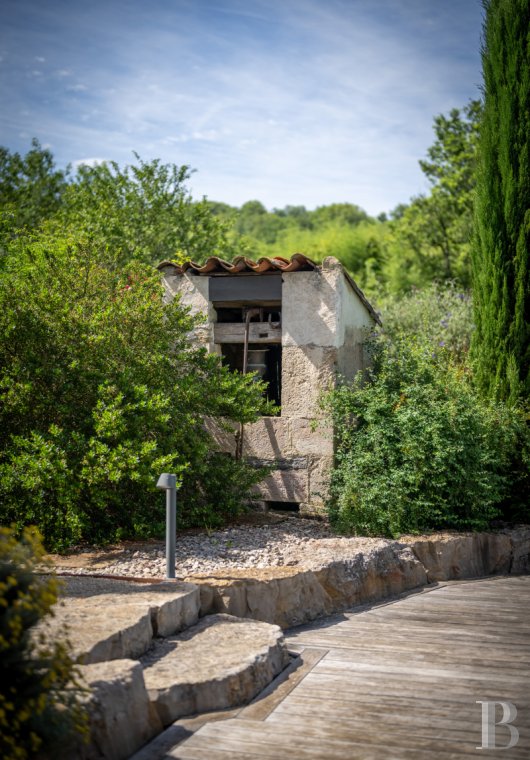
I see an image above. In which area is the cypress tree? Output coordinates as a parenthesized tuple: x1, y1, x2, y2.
(471, 0, 530, 403)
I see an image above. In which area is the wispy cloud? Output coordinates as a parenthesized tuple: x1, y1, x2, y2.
(0, 0, 484, 215)
(72, 157, 108, 169)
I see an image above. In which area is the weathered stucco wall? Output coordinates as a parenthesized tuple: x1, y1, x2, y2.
(161, 271, 218, 352)
(278, 258, 374, 514)
(160, 258, 376, 515)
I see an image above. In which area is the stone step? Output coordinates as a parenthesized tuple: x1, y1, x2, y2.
(67, 614, 292, 759)
(141, 613, 292, 727)
(73, 659, 163, 760)
(40, 576, 201, 663)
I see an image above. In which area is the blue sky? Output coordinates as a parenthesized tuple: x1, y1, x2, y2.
(0, 0, 484, 216)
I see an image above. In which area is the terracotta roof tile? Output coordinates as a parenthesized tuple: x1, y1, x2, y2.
(157, 253, 317, 275)
(157, 253, 381, 325)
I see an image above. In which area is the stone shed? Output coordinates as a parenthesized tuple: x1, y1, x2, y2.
(157, 254, 380, 516)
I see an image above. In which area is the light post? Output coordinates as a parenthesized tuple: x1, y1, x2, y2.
(156, 473, 177, 579)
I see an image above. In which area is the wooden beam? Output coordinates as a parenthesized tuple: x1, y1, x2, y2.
(214, 322, 281, 344)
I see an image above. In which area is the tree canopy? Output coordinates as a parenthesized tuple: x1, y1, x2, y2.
(385, 100, 482, 290)
(0, 153, 271, 549)
(471, 0, 530, 403)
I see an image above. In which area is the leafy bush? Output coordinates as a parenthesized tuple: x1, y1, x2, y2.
(0, 527, 86, 760)
(325, 335, 529, 537)
(53, 156, 241, 266)
(0, 234, 270, 550)
(376, 282, 474, 364)
(178, 452, 268, 530)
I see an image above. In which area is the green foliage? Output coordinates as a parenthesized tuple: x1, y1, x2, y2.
(0, 234, 270, 549)
(382, 101, 482, 292)
(325, 334, 529, 537)
(207, 103, 480, 297)
(0, 527, 87, 760)
(213, 199, 375, 267)
(471, 0, 530, 403)
(0, 143, 244, 268)
(0, 139, 68, 255)
(178, 453, 269, 531)
(377, 282, 474, 365)
(54, 156, 240, 266)
(260, 220, 383, 275)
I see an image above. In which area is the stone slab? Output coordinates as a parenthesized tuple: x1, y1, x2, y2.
(242, 417, 293, 459)
(254, 467, 308, 503)
(281, 270, 340, 348)
(506, 525, 530, 574)
(312, 544, 429, 610)
(406, 532, 513, 581)
(74, 659, 163, 760)
(41, 600, 154, 664)
(141, 614, 291, 726)
(41, 578, 200, 663)
(290, 418, 334, 457)
(186, 567, 332, 628)
(281, 345, 337, 417)
(307, 455, 334, 505)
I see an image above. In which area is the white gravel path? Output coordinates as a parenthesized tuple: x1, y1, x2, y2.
(52, 516, 389, 579)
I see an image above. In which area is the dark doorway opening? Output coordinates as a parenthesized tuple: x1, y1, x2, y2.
(215, 305, 281, 324)
(220, 343, 282, 407)
(265, 501, 300, 513)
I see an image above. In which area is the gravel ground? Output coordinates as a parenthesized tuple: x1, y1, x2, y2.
(51, 515, 389, 579)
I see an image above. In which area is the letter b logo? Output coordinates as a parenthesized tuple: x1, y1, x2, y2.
(476, 701, 519, 750)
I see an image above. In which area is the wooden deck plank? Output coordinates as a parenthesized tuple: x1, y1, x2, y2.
(176, 718, 529, 758)
(168, 577, 530, 760)
(267, 697, 530, 734)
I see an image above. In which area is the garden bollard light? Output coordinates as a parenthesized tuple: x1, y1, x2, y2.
(156, 473, 177, 579)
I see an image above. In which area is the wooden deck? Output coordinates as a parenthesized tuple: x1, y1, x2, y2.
(166, 577, 530, 759)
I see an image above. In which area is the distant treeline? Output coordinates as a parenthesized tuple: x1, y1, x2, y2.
(205, 100, 480, 296)
(0, 99, 479, 298)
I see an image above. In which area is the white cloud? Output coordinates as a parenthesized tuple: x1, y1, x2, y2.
(72, 157, 108, 169)
(191, 130, 220, 141)
(0, 0, 482, 215)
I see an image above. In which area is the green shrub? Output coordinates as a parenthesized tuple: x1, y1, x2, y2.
(0, 235, 270, 550)
(0, 527, 87, 760)
(376, 282, 474, 364)
(177, 452, 268, 530)
(325, 335, 529, 537)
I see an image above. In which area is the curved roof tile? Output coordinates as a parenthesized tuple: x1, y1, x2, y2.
(157, 253, 317, 275)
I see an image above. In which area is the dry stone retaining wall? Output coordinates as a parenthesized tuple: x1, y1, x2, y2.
(54, 527, 529, 760)
(185, 527, 530, 628)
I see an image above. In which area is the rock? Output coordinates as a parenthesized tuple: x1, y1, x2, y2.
(75, 659, 162, 760)
(40, 579, 200, 663)
(408, 533, 513, 581)
(41, 601, 154, 664)
(187, 546, 427, 627)
(120, 583, 200, 637)
(505, 525, 530, 574)
(312, 544, 428, 609)
(141, 614, 291, 726)
(186, 567, 332, 627)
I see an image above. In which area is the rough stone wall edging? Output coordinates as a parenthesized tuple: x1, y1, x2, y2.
(186, 527, 530, 629)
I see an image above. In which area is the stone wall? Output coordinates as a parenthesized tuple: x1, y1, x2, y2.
(160, 258, 376, 515)
(161, 270, 218, 353)
(277, 258, 375, 513)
